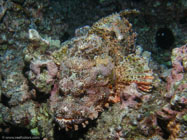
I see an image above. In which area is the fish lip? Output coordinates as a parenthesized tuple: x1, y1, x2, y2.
(56, 117, 85, 126)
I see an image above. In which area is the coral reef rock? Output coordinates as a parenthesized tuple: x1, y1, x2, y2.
(1, 8, 186, 140)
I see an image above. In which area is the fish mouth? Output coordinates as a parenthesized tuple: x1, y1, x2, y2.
(55, 117, 88, 131)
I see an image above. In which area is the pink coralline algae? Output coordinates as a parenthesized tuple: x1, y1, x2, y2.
(24, 11, 154, 131)
(119, 83, 144, 108)
(29, 60, 58, 93)
(166, 44, 187, 98)
(156, 44, 187, 139)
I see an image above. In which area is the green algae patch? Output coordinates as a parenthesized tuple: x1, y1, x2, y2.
(31, 127, 40, 136)
(183, 114, 187, 121)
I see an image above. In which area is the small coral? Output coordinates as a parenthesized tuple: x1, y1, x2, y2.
(167, 120, 180, 140)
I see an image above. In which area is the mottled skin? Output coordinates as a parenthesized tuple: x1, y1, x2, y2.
(24, 11, 154, 130)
